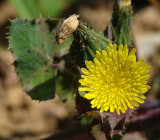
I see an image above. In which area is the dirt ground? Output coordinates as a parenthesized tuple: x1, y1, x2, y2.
(0, 48, 75, 140)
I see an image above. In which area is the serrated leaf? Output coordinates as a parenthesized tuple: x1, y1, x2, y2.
(9, 19, 58, 101)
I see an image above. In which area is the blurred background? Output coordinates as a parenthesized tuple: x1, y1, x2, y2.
(0, 0, 160, 140)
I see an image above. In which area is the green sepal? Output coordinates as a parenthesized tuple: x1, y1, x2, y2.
(71, 23, 109, 63)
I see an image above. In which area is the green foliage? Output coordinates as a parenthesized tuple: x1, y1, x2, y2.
(7, 0, 148, 139)
(78, 24, 109, 52)
(69, 31, 85, 67)
(71, 24, 109, 64)
(9, 0, 76, 19)
(9, 18, 74, 101)
(9, 0, 133, 103)
(8, 0, 40, 19)
(56, 67, 74, 101)
(105, 0, 132, 47)
(9, 19, 57, 101)
(80, 116, 94, 125)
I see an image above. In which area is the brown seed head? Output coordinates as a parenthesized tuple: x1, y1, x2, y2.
(56, 14, 79, 44)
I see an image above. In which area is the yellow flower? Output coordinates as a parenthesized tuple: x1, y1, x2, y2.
(79, 44, 150, 115)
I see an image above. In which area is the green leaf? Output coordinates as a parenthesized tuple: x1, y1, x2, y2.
(9, 18, 58, 101)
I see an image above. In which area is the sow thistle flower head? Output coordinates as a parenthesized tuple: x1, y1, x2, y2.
(79, 44, 150, 115)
